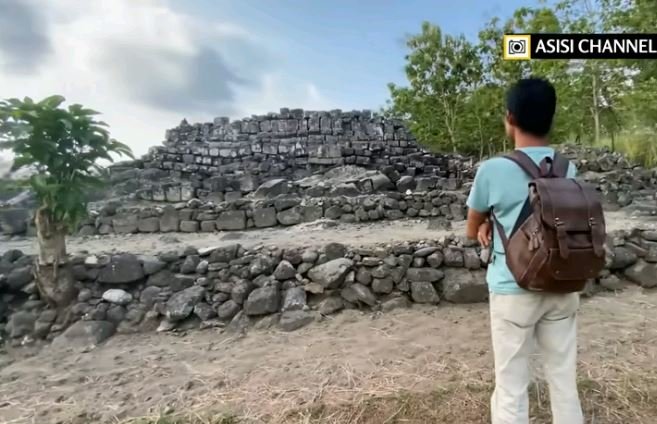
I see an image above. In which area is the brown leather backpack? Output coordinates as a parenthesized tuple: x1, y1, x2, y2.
(491, 150, 606, 293)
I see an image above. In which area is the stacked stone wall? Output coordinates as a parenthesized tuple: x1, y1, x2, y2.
(2, 227, 656, 346)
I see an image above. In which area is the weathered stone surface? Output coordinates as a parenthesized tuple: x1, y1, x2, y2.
(274, 260, 296, 280)
(7, 310, 36, 338)
(600, 274, 625, 291)
(193, 302, 217, 321)
(102, 289, 133, 305)
(410, 281, 440, 304)
(140, 256, 167, 275)
(53, 320, 116, 347)
(254, 179, 289, 198)
(217, 210, 246, 231)
(318, 297, 344, 315)
(253, 208, 278, 228)
(426, 252, 444, 268)
(396, 176, 416, 192)
(324, 243, 347, 260)
(139, 286, 162, 307)
(372, 277, 394, 294)
(406, 268, 444, 283)
(217, 300, 241, 320)
(165, 286, 206, 321)
(181, 255, 201, 274)
(463, 249, 481, 270)
(279, 310, 315, 331)
(443, 248, 464, 267)
(341, 283, 377, 306)
(624, 260, 657, 288)
(180, 220, 199, 232)
(112, 215, 138, 234)
(282, 287, 307, 311)
(277, 207, 303, 226)
(98, 254, 144, 284)
(442, 269, 488, 303)
(159, 207, 179, 232)
(610, 247, 638, 270)
(356, 267, 373, 285)
(7, 266, 33, 290)
(0, 208, 30, 235)
(381, 296, 411, 312)
(308, 258, 353, 289)
(244, 286, 280, 316)
(138, 217, 159, 233)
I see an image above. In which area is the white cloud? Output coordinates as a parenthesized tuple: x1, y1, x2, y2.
(0, 0, 333, 158)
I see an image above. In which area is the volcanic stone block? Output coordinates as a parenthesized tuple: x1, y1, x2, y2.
(217, 210, 246, 231)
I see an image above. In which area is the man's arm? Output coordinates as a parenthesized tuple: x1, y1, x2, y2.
(465, 161, 491, 240)
(466, 209, 488, 240)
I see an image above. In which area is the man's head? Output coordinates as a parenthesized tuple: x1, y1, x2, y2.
(504, 77, 557, 144)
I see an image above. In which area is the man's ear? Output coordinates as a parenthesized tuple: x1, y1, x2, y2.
(506, 111, 517, 127)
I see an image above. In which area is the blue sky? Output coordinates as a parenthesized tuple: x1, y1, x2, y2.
(182, 0, 543, 111)
(0, 0, 543, 156)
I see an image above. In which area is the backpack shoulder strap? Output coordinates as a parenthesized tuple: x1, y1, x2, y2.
(552, 151, 570, 178)
(501, 150, 541, 179)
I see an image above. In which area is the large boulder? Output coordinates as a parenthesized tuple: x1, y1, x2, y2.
(610, 247, 638, 270)
(98, 254, 144, 284)
(244, 286, 280, 316)
(410, 281, 440, 304)
(165, 286, 206, 321)
(624, 260, 657, 288)
(441, 269, 488, 303)
(282, 287, 306, 311)
(308, 258, 354, 289)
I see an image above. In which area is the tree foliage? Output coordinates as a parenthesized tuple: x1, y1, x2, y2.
(388, 0, 657, 164)
(0, 95, 133, 233)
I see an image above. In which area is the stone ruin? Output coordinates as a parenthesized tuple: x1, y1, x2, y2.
(1, 108, 657, 347)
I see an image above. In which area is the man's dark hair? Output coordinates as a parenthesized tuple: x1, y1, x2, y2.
(506, 77, 557, 137)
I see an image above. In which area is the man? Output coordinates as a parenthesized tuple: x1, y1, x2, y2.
(465, 78, 583, 424)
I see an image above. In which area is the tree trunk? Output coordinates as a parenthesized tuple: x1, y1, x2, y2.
(592, 72, 601, 146)
(34, 207, 77, 309)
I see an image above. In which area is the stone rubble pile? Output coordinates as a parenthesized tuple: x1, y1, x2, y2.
(1, 228, 656, 346)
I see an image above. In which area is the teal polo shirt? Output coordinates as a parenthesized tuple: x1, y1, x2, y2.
(466, 146, 577, 294)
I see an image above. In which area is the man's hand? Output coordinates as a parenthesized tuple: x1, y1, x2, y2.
(477, 221, 492, 247)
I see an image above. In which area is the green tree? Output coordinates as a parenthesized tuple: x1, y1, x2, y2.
(0, 95, 133, 308)
(388, 22, 482, 154)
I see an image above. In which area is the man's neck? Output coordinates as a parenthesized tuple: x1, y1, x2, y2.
(514, 133, 549, 149)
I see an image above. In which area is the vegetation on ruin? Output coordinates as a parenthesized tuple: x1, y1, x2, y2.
(0, 95, 133, 306)
(387, 0, 657, 166)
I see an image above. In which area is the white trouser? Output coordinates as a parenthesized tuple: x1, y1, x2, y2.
(489, 292, 583, 424)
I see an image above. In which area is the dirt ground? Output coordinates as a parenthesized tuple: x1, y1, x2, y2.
(0, 286, 656, 424)
(2, 210, 656, 257)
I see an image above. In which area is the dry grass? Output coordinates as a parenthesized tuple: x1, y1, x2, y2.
(125, 357, 657, 424)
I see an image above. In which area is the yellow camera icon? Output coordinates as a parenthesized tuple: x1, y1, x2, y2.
(503, 35, 532, 60)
